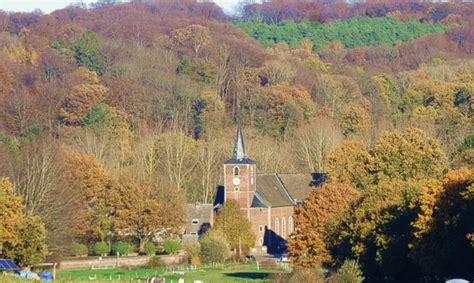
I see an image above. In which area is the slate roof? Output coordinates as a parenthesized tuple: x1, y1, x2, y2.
(252, 174, 294, 208)
(185, 203, 213, 236)
(277, 173, 317, 202)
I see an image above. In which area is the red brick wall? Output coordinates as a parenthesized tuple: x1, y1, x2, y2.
(248, 207, 270, 247)
(224, 163, 256, 216)
(247, 206, 295, 247)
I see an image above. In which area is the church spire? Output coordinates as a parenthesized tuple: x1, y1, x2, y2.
(232, 127, 246, 161)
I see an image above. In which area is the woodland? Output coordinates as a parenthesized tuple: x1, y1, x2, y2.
(0, 0, 473, 282)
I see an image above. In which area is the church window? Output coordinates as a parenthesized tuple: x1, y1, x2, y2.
(289, 216, 294, 234)
(233, 166, 240, 176)
(259, 237, 264, 245)
(282, 217, 286, 239)
(275, 218, 279, 234)
(259, 225, 264, 233)
(251, 177, 254, 185)
(191, 219, 199, 225)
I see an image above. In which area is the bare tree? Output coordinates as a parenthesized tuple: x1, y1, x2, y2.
(294, 117, 343, 173)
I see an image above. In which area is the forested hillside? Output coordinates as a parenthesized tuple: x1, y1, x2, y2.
(236, 16, 446, 49)
(0, 0, 472, 281)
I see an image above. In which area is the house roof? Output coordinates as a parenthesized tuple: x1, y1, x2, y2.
(253, 174, 294, 208)
(185, 203, 213, 234)
(277, 173, 317, 201)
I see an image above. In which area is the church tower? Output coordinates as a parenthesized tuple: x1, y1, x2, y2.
(224, 127, 256, 218)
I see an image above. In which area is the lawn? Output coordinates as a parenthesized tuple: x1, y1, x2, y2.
(55, 263, 281, 282)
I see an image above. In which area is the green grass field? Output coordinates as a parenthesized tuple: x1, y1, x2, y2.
(54, 263, 281, 282)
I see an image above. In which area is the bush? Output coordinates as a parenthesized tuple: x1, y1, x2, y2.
(144, 242, 157, 255)
(184, 242, 201, 265)
(270, 268, 325, 283)
(70, 242, 88, 257)
(163, 240, 181, 255)
(112, 241, 131, 256)
(199, 230, 231, 263)
(94, 241, 109, 256)
(328, 259, 364, 283)
(146, 256, 166, 268)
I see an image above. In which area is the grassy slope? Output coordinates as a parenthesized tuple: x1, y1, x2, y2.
(55, 263, 280, 282)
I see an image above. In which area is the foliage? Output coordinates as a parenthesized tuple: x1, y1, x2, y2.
(0, 177, 23, 247)
(70, 242, 88, 257)
(0, 178, 48, 266)
(146, 256, 166, 268)
(143, 242, 156, 256)
(288, 183, 360, 267)
(94, 241, 109, 256)
(75, 31, 104, 75)
(113, 178, 184, 253)
(213, 200, 255, 254)
(3, 215, 48, 266)
(163, 240, 181, 255)
(184, 242, 201, 265)
(327, 259, 364, 283)
(327, 179, 421, 281)
(371, 128, 447, 183)
(409, 167, 474, 279)
(112, 241, 131, 256)
(199, 230, 231, 263)
(270, 268, 325, 283)
(236, 17, 445, 50)
(326, 141, 372, 190)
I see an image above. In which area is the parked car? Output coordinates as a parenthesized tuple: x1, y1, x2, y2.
(279, 255, 290, 263)
(245, 255, 256, 262)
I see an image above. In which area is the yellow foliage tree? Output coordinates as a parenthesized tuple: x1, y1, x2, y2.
(288, 182, 359, 267)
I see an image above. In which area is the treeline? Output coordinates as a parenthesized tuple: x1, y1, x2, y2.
(288, 128, 473, 281)
(236, 16, 446, 50)
(0, 0, 472, 272)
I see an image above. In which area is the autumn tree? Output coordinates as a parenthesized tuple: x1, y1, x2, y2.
(371, 128, 447, 183)
(0, 178, 48, 266)
(287, 182, 359, 267)
(61, 150, 117, 241)
(213, 200, 255, 258)
(0, 178, 23, 252)
(170, 24, 211, 59)
(3, 215, 48, 266)
(326, 141, 372, 190)
(59, 67, 108, 126)
(327, 179, 422, 281)
(409, 167, 474, 279)
(113, 177, 185, 252)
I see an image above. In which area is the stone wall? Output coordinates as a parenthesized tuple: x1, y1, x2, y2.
(58, 255, 187, 270)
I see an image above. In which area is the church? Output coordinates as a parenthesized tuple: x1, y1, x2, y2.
(184, 128, 323, 252)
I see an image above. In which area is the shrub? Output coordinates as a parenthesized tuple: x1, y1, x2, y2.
(199, 230, 231, 263)
(328, 259, 364, 283)
(163, 240, 181, 255)
(184, 242, 201, 265)
(70, 242, 88, 257)
(270, 268, 326, 283)
(94, 241, 109, 256)
(112, 241, 131, 256)
(146, 256, 166, 268)
(144, 242, 157, 255)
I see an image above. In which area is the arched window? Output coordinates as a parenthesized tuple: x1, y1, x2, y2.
(288, 216, 294, 234)
(233, 166, 240, 176)
(275, 218, 279, 234)
(282, 217, 286, 239)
